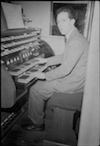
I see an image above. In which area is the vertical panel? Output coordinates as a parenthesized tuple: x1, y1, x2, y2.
(84, 1, 95, 42)
(1, 4, 8, 31)
(78, 1, 99, 146)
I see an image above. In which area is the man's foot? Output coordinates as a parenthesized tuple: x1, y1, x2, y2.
(21, 122, 45, 131)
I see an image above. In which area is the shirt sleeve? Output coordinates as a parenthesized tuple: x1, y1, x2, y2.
(47, 54, 63, 66)
(45, 39, 86, 81)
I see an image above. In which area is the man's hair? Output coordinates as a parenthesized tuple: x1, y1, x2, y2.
(56, 6, 76, 20)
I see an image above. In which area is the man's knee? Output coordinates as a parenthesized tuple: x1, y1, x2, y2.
(29, 84, 37, 96)
(29, 81, 43, 95)
(29, 81, 54, 99)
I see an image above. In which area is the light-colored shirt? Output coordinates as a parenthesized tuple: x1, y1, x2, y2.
(45, 28, 89, 93)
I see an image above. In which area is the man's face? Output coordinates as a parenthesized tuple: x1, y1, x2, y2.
(57, 12, 74, 35)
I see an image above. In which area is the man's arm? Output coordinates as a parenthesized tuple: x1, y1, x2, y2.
(34, 54, 62, 66)
(47, 54, 63, 66)
(45, 39, 87, 81)
(30, 54, 63, 80)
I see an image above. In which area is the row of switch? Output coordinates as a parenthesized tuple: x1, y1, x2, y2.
(1, 36, 39, 49)
(1, 112, 17, 129)
(22, 52, 32, 58)
(1, 30, 40, 42)
(6, 57, 20, 65)
(5, 50, 38, 65)
(1, 42, 39, 57)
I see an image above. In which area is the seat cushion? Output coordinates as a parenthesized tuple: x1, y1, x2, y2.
(46, 92, 83, 111)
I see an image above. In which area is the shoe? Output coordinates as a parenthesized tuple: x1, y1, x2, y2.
(21, 123, 45, 131)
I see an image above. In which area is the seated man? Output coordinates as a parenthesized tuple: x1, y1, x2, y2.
(22, 6, 89, 131)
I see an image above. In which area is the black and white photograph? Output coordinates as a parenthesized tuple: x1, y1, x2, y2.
(1, 1, 99, 146)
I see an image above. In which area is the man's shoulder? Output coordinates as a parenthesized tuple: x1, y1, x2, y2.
(70, 29, 89, 45)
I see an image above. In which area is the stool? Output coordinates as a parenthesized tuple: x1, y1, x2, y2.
(45, 92, 83, 146)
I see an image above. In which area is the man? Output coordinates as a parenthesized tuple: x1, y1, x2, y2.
(22, 7, 89, 131)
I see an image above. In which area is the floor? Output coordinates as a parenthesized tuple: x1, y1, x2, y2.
(1, 111, 69, 146)
(1, 102, 77, 146)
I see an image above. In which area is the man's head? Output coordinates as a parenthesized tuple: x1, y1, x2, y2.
(56, 7, 76, 35)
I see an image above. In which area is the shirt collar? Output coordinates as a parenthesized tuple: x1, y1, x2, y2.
(65, 27, 76, 40)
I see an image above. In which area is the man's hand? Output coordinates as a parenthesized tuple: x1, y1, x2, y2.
(33, 71, 46, 79)
(35, 57, 47, 64)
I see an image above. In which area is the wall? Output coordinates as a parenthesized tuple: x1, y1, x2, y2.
(78, 1, 99, 146)
(12, 1, 65, 55)
(41, 35, 65, 55)
(1, 4, 8, 31)
(12, 1, 51, 36)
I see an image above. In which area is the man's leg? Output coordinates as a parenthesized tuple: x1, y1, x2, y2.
(28, 80, 56, 126)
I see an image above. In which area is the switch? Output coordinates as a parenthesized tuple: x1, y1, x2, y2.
(17, 57, 20, 60)
(10, 59, 13, 63)
(23, 54, 25, 58)
(7, 60, 10, 65)
(14, 58, 16, 62)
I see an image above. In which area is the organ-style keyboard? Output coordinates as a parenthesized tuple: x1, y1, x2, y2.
(1, 28, 55, 139)
(1, 27, 55, 107)
(1, 28, 41, 71)
(1, 28, 54, 86)
(16, 63, 48, 84)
